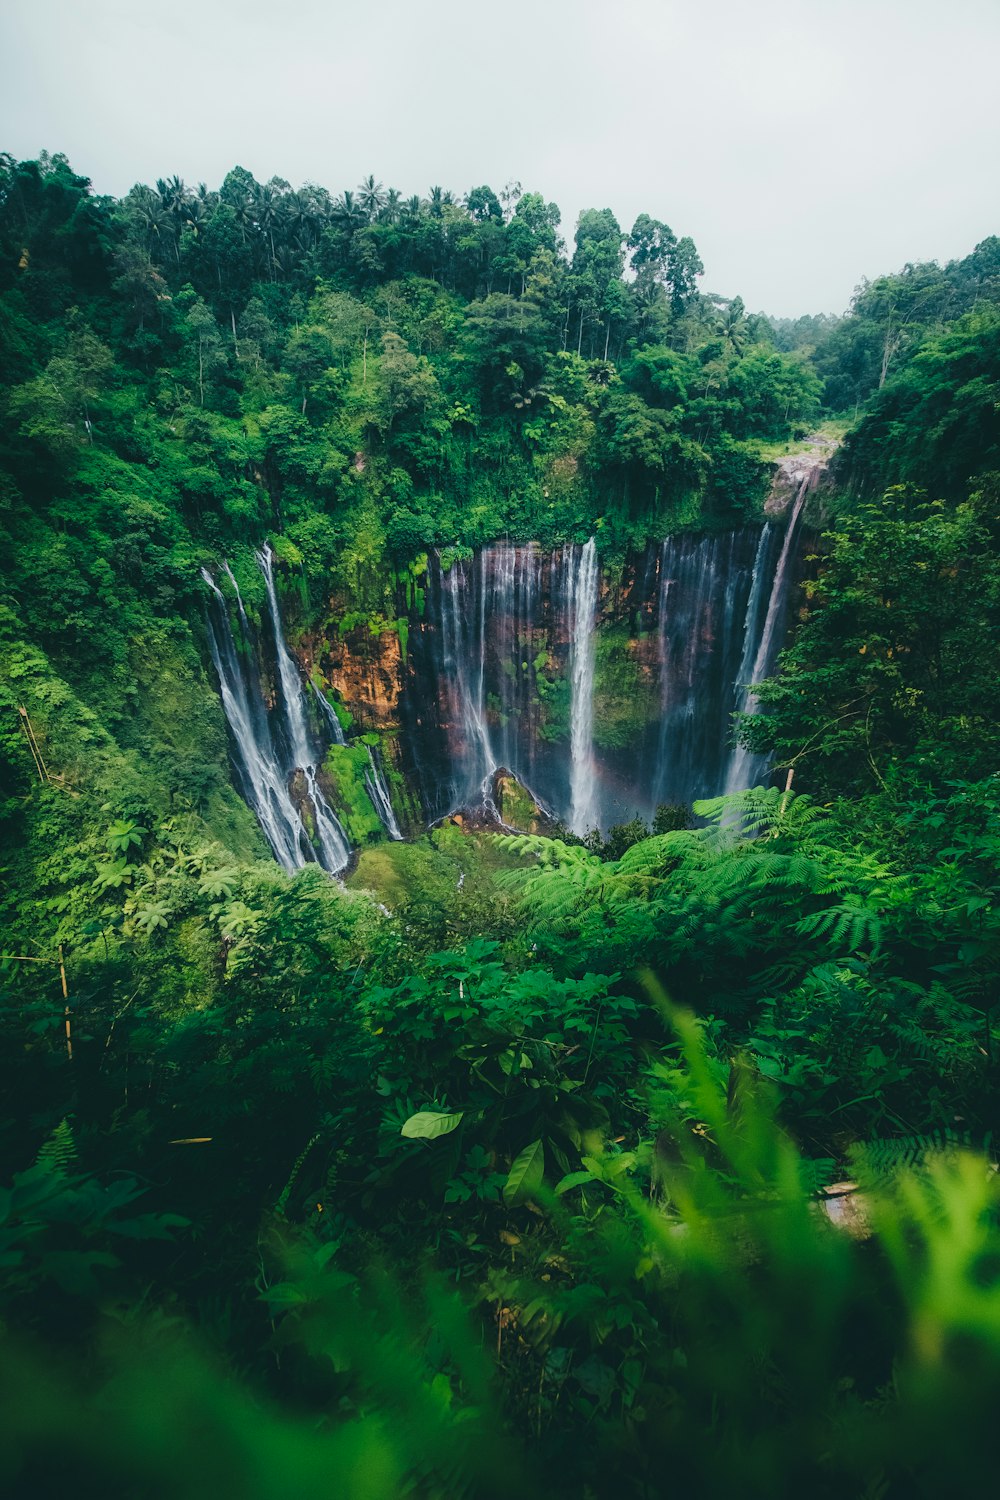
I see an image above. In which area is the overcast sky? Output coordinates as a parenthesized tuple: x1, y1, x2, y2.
(2, 0, 998, 317)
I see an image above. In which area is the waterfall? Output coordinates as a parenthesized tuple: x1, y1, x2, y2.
(202, 552, 351, 875)
(725, 479, 809, 793)
(731, 525, 775, 705)
(256, 544, 314, 770)
(303, 766, 351, 871)
(313, 674, 401, 842)
(482, 540, 545, 788)
(438, 552, 497, 813)
(254, 544, 350, 871)
(398, 518, 804, 835)
(221, 560, 250, 636)
(311, 681, 346, 745)
(200, 568, 312, 873)
(567, 538, 599, 836)
(364, 747, 403, 840)
(647, 531, 746, 810)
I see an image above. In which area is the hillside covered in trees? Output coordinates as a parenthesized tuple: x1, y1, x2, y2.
(1, 150, 999, 1498)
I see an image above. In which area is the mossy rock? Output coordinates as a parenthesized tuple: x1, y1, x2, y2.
(493, 772, 554, 835)
(592, 627, 658, 750)
(321, 744, 384, 845)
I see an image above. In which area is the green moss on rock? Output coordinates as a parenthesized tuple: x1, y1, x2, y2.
(321, 744, 384, 845)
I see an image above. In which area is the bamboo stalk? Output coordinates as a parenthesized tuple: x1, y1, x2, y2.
(4, 951, 72, 1059)
(58, 944, 72, 1061)
(17, 707, 46, 782)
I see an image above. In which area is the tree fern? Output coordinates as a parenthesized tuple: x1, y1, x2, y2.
(795, 902, 884, 955)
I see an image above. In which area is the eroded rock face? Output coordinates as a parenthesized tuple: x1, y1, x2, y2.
(308, 618, 405, 731)
(764, 435, 838, 517)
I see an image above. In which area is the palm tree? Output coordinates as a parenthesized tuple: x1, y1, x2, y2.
(154, 176, 189, 263)
(284, 191, 316, 249)
(253, 182, 287, 277)
(357, 175, 385, 222)
(297, 184, 332, 238)
(228, 189, 255, 247)
(156, 175, 186, 213)
(426, 185, 453, 217)
(381, 187, 402, 225)
(332, 190, 363, 231)
(136, 189, 173, 261)
(718, 296, 750, 355)
(183, 188, 212, 239)
(272, 244, 298, 279)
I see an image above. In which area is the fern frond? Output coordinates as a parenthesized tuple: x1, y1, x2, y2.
(849, 1129, 982, 1186)
(614, 830, 706, 877)
(35, 1118, 77, 1173)
(497, 833, 600, 872)
(795, 903, 883, 955)
(275, 1133, 321, 1217)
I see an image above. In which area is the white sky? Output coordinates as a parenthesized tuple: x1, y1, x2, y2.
(2, 0, 998, 317)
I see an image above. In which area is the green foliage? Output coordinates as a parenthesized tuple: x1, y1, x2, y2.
(400, 1110, 465, 1140)
(1, 147, 999, 1494)
(841, 313, 1000, 499)
(742, 481, 1000, 797)
(321, 742, 385, 845)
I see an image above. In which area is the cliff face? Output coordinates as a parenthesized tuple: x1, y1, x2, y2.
(310, 618, 405, 732)
(300, 519, 807, 835)
(765, 435, 837, 517)
(203, 492, 816, 863)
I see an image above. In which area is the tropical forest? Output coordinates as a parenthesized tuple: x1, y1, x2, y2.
(1, 145, 999, 1497)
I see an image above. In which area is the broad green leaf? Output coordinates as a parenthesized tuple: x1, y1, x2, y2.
(400, 1110, 464, 1140)
(503, 1138, 545, 1206)
(554, 1170, 593, 1196)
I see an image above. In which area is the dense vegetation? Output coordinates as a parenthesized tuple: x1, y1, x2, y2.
(1, 150, 999, 1497)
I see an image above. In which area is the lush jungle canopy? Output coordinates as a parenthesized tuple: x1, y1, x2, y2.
(1, 151, 999, 1498)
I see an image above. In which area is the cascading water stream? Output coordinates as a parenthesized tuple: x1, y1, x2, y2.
(313, 670, 401, 841)
(200, 568, 310, 873)
(206, 554, 403, 856)
(254, 544, 351, 872)
(439, 553, 498, 815)
(364, 748, 403, 840)
(202, 550, 351, 875)
(303, 767, 352, 870)
(311, 682, 346, 745)
(221, 560, 250, 636)
(567, 538, 599, 836)
(724, 478, 810, 793)
(382, 512, 808, 833)
(257, 545, 313, 770)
